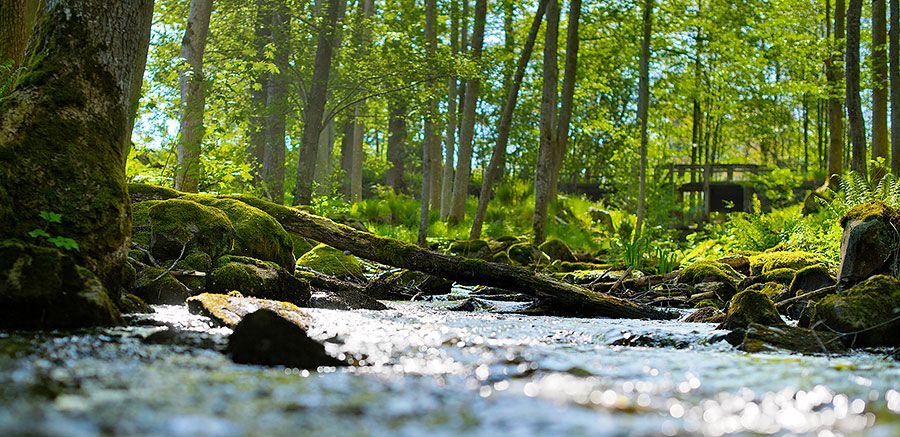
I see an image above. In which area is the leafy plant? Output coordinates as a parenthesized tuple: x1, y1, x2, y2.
(621, 237, 648, 269)
(656, 246, 679, 275)
(29, 211, 79, 251)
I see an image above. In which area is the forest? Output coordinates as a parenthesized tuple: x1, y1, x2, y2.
(0, 0, 898, 435)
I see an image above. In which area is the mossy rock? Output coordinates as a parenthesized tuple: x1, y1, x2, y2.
(131, 200, 161, 248)
(789, 264, 834, 294)
(717, 255, 751, 275)
(492, 251, 512, 265)
(549, 261, 615, 273)
(840, 200, 898, 227)
(447, 239, 491, 260)
(738, 323, 846, 354)
(187, 292, 311, 328)
(118, 293, 152, 314)
(809, 275, 900, 347)
(176, 252, 213, 272)
(128, 249, 149, 266)
(184, 195, 295, 271)
(132, 266, 190, 305)
(719, 289, 785, 330)
(122, 259, 137, 291)
(760, 268, 797, 284)
(748, 251, 820, 276)
(149, 199, 235, 261)
(0, 240, 122, 328)
(744, 282, 786, 300)
(694, 298, 724, 310)
(208, 257, 311, 306)
(554, 269, 623, 285)
(507, 243, 549, 266)
(128, 183, 182, 203)
(291, 235, 316, 259)
(297, 244, 365, 282)
(539, 239, 576, 262)
(683, 306, 725, 323)
(677, 260, 743, 291)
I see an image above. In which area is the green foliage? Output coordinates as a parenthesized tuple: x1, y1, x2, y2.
(825, 171, 900, 218)
(29, 211, 79, 251)
(656, 246, 679, 275)
(621, 237, 648, 269)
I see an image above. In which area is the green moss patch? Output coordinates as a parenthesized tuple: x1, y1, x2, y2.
(297, 244, 365, 282)
(720, 289, 785, 330)
(810, 275, 900, 347)
(841, 201, 898, 227)
(677, 260, 743, 288)
(149, 199, 235, 261)
(539, 239, 576, 262)
(749, 251, 821, 276)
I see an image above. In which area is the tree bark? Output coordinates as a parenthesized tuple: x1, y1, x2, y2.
(470, 0, 549, 239)
(635, 0, 653, 238)
(826, 0, 845, 186)
(126, 0, 155, 158)
(294, 0, 346, 205)
(262, 2, 290, 203)
(314, 118, 336, 195)
(846, 0, 868, 178)
(440, 0, 460, 219)
(419, 0, 439, 246)
(532, 0, 560, 244)
(249, 0, 270, 193)
(549, 0, 581, 201)
(0, 0, 27, 68)
(0, 0, 153, 294)
(447, 0, 487, 224)
(175, 0, 214, 193)
(873, 0, 889, 178)
(891, 0, 900, 173)
(386, 99, 408, 193)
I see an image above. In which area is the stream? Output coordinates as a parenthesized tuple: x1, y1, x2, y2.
(0, 295, 897, 436)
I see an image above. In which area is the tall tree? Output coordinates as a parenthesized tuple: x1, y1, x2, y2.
(262, 2, 290, 203)
(892, 0, 900, 173)
(532, 0, 560, 244)
(419, 0, 439, 246)
(846, 0, 867, 178)
(0, 0, 154, 294)
(440, 0, 461, 218)
(249, 0, 271, 195)
(549, 0, 581, 199)
(826, 0, 845, 185)
(175, 0, 214, 192)
(635, 0, 653, 238)
(294, 0, 346, 205)
(447, 0, 487, 223)
(873, 0, 889, 178)
(470, 0, 549, 239)
(386, 98, 408, 193)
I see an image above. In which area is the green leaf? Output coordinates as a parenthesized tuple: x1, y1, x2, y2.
(28, 229, 51, 239)
(47, 236, 79, 251)
(39, 211, 62, 223)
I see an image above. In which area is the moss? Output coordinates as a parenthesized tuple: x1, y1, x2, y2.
(208, 258, 310, 305)
(554, 269, 621, 285)
(148, 199, 235, 261)
(507, 243, 549, 266)
(291, 235, 315, 259)
(448, 239, 491, 260)
(841, 200, 897, 227)
(744, 282, 784, 299)
(695, 299, 724, 309)
(127, 183, 182, 203)
(720, 289, 785, 330)
(297, 243, 365, 282)
(131, 200, 161, 248)
(183, 195, 295, 271)
(216, 255, 279, 270)
(539, 239, 576, 262)
(748, 251, 821, 276)
(677, 260, 743, 287)
(122, 259, 137, 290)
(118, 293, 152, 314)
(132, 266, 189, 305)
(187, 292, 310, 328)
(550, 261, 615, 273)
(492, 251, 512, 264)
(128, 249, 149, 265)
(760, 268, 797, 284)
(177, 252, 213, 272)
(810, 275, 900, 347)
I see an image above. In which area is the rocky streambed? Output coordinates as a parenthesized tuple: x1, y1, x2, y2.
(0, 295, 897, 436)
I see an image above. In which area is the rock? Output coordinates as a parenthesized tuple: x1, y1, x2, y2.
(364, 270, 453, 300)
(507, 243, 549, 266)
(446, 297, 496, 312)
(718, 255, 751, 275)
(133, 266, 190, 305)
(789, 264, 835, 295)
(187, 292, 311, 328)
(588, 208, 614, 233)
(749, 251, 821, 276)
(128, 182, 181, 203)
(693, 281, 735, 302)
(447, 239, 492, 260)
(173, 252, 212, 293)
(837, 201, 900, 285)
(149, 199, 235, 261)
(119, 293, 152, 314)
(307, 290, 387, 311)
(122, 259, 137, 290)
(185, 196, 296, 271)
(809, 275, 900, 347)
(760, 268, 797, 285)
(227, 309, 346, 369)
(208, 256, 310, 306)
(0, 240, 122, 328)
(291, 235, 315, 259)
(677, 260, 743, 299)
(539, 239, 576, 262)
(683, 306, 726, 323)
(744, 282, 789, 301)
(297, 244, 365, 282)
(131, 200, 161, 249)
(142, 327, 221, 350)
(719, 289, 785, 330)
(735, 323, 847, 354)
(491, 251, 513, 264)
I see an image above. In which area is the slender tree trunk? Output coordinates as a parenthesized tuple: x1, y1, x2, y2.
(532, 0, 560, 244)
(470, 0, 549, 239)
(386, 99, 407, 193)
(635, 0, 653, 238)
(846, 0, 868, 178)
(0, 0, 153, 293)
(447, 0, 486, 224)
(349, 0, 374, 202)
(549, 0, 581, 200)
(803, 94, 810, 173)
(249, 0, 270, 191)
(826, 0, 845, 186)
(440, 0, 460, 218)
(294, 0, 346, 205)
(0, 0, 27, 68)
(314, 118, 335, 195)
(175, 0, 214, 193)
(262, 2, 290, 203)
(126, 0, 155, 157)
(419, 0, 439, 246)
(891, 0, 900, 173)
(873, 0, 889, 178)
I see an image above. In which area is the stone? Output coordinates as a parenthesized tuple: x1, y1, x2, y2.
(447, 239, 492, 260)
(227, 309, 346, 369)
(364, 270, 453, 300)
(187, 292, 311, 328)
(119, 293, 152, 314)
(837, 202, 900, 285)
(809, 275, 900, 347)
(677, 260, 743, 299)
(208, 256, 310, 306)
(307, 289, 387, 311)
(297, 244, 366, 283)
(446, 297, 496, 312)
(789, 264, 835, 295)
(749, 251, 821, 276)
(683, 306, 726, 323)
(507, 243, 549, 266)
(735, 323, 847, 354)
(539, 239, 576, 262)
(719, 289, 785, 330)
(149, 199, 235, 261)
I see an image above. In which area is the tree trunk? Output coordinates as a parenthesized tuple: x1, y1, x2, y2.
(846, 0, 868, 178)
(419, 0, 439, 246)
(549, 0, 582, 201)
(262, 2, 290, 203)
(873, 0, 889, 178)
(386, 99, 408, 193)
(440, 0, 460, 219)
(340, 118, 354, 196)
(0, 0, 153, 293)
(447, 0, 487, 224)
(826, 0, 845, 186)
(891, 0, 900, 173)
(0, 0, 27, 68)
(532, 0, 560, 244)
(125, 0, 155, 157)
(314, 118, 336, 195)
(635, 0, 653, 238)
(294, 0, 345, 205)
(470, 0, 549, 239)
(350, 109, 365, 200)
(249, 0, 270, 193)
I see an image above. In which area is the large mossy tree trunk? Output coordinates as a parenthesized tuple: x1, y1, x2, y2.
(0, 0, 153, 295)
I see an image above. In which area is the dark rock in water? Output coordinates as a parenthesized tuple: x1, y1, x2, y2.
(733, 323, 846, 354)
(470, 286, 533, 302)
(0, 240, 122, 328)
(837, 202, 900, 285)
(209, 256, 310, 306)
(227, 309, 347, 369)
(809, 275, 900, 347)
(446, 298, 496, 312)
(187, 292, 311, 328)
(132, 266, 190, 305)
(365, 270, 452, 300)
(297, 244, 366, 282)
(149, 199, 235, 261)
(683, 306, 725, 323)
(718, 289, 785, 330)
(608, 332, 690, 349)
(307, 290, 387, 311)
(119, 293, 152, 314)
(142, 326, 222, 350)
(789, 264, 835, 295)
(539, 239, 576, 262)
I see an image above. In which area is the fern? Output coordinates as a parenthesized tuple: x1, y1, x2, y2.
(823, 171, 900, 218)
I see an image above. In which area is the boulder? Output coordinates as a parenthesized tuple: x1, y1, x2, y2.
(174, 252, 212, 293)
(128, 183, 181, 203)
(119, 293, 152, 314)
(507, 243, 549, 266)
(364, 270, 453, 300)
(227, 309, 347, 369)
(539, 239, 576, 262)
(297, 244, 366, 282)
(733, 323, 846, 354)
(446, 297, 496, 312)
(719, 289, 784, 330)
(187, 292, 311, 328)
(447, 239, 492, 260)
(760, 268, 797, 285)
(0, 240, 122, 328)
(131, 200, 161, 248)
(789, 264, 835, 295)
(307, 290, 387, 311)
(208, 256, 310, 306)
(683, 306, 725, 323)
(837, 201, 900, 285)
(677, 260, 743, 299)
(717, 255, 751, 275)
(749, 251, 821, 276)
(132, 266, 190, 305)
(809, 275, 900, 347)
(149, 199, 235, 261)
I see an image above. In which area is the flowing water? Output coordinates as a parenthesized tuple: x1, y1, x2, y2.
(0, 297, 897, 436)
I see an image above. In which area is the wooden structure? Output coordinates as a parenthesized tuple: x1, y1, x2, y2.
(664, 164, 766, 219)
